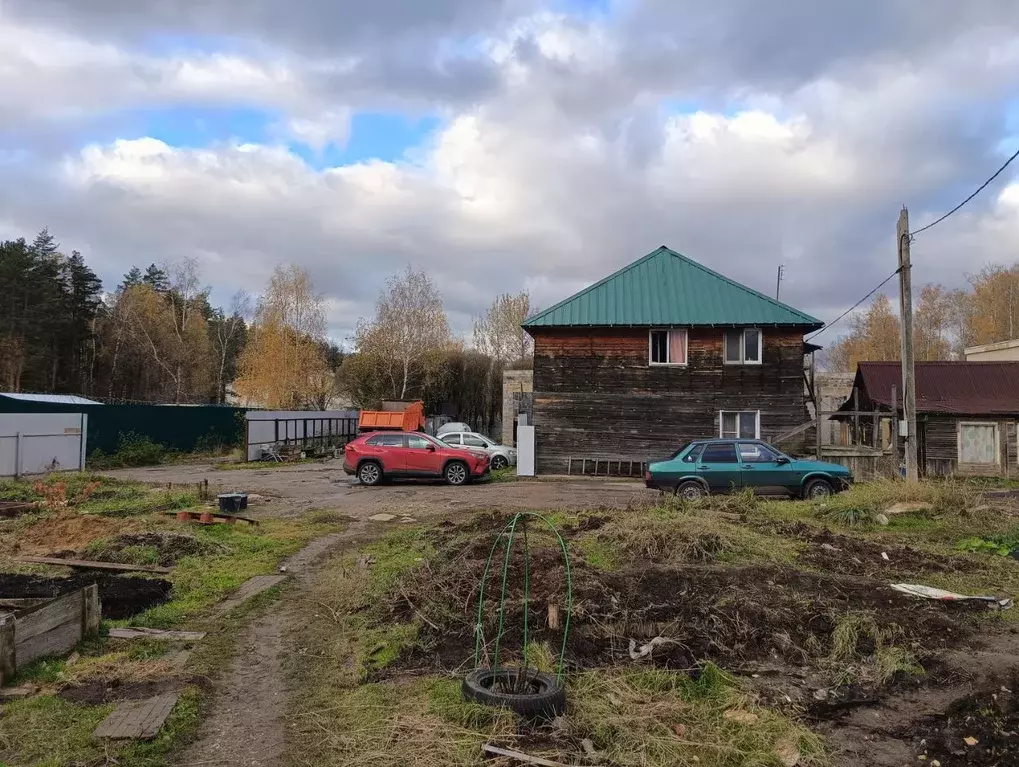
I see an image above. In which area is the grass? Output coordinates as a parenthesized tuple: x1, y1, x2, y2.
(815, 478, 972, 527)
(211, 457, 325, 470)
(286, 524, 827, 767)
(0, 686, 202, 767)
(127, 517, 339, 628)
(567, 666, 825, 767)
(587, 499, 800, 565)
(0, 473, 197, 517)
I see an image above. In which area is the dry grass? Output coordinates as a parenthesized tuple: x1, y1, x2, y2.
(816, 478, 973, 526)
(567, 665, 825, 767)
(588, 502, 799, 565)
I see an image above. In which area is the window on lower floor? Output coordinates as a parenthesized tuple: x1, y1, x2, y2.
(720, 410, 759, 439)
(959, 422, 999, 464)
(649, 329, 688, 365)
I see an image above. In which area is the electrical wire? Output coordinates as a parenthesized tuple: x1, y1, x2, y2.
(910, 146, 1019, 237)
(806, 267, 902, 341)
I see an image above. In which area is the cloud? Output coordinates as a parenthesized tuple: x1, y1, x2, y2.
(1, 1, 1019, 346)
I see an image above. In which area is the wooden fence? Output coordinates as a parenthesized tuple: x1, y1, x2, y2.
(0, 585, 100, 684)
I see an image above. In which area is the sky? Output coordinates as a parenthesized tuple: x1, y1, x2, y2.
(3, 1, 1019, 347)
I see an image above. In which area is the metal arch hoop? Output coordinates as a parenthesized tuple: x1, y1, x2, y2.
(473, 512, 574, 682)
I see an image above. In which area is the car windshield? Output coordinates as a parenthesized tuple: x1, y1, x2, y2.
(472, 434, 496, 446)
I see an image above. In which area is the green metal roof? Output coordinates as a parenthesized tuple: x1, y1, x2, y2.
(523, 246, 822, 329)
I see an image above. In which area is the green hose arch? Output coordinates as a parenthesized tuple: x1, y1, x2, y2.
(473, 512, 573, 681)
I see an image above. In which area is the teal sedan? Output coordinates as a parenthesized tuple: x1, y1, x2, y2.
(645, 439, 853, 501)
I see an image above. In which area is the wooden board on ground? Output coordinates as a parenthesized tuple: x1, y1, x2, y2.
(215, 575, 286, 616)
(94, 692, 180, 740)
(109, 627, 206, 642)
(163, 510, 259, 525)
(164, 649, 192, 670)
(15, 556, 173, 574)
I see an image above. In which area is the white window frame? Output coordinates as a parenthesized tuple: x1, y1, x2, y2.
(723, 328, 763, 365)
(957, 421, 1000, 465)
(719, 410, 761, 439)
(648, 328, 688, 367)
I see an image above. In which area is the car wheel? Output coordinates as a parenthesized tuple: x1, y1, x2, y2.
(491, 455, 508, 471)
(676, 481, 706, 501)
(358, 461, 382, 486)
(804, 478, 832, 500)
(445, 461, 469, 486)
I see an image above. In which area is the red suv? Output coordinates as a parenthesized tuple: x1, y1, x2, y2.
(343, 431, 490, 486)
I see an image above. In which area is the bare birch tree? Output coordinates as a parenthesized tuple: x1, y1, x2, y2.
(354, 266, 452, 400)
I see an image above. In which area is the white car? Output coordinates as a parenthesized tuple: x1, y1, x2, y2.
(439, 431, 517, 470)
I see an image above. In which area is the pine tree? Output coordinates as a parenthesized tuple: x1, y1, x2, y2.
(122, 267, 143, 290)
(142, 264, 170, 293)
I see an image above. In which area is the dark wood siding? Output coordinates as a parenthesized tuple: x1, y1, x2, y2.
(530, 327, 809, 474)
(921, 415, 1017, 478)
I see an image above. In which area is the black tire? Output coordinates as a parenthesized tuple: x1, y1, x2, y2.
(491, 455, 509, 471)
(676, 481, 707, 501)
(358, 461, 383, 486)
(461, 668, 566, 719)
(804, 478, 832, 500)
(445, 461, 469, 486)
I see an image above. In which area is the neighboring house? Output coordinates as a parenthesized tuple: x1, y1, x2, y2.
(501, 369, 533, 447)
(965, 339, 1019, 362)
(521, 246, 823, 474)
(835, 361, 1019, 477)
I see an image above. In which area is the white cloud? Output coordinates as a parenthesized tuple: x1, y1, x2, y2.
(2, 1, 1019, 345)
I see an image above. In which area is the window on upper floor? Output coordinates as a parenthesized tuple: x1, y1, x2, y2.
(649, 329, 688, 366)
(723, 328, 762, 365)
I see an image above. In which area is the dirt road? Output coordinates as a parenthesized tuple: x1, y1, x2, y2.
(104, 460, 655, 519)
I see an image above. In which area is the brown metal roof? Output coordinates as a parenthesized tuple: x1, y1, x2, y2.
(846, 361, 1019, 415)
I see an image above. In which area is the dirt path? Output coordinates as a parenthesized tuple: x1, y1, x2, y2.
(176, 527, 359, 767)
(104, 461, 654, 519)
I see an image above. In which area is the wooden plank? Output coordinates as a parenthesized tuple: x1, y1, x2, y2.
(215, 575, 286, 616)
(16, 620, 81, 666)
(0, 598, 49, 610)
(82, 585, 100, 638)
(164, 649, 192, 671)
(482, 743, 576, 767)
(15, 556, 173, 574)
(109, 627, 206, 641)
(13, 590, 82, 643)
(94, 692, 180, 740)
(0, 615, 15, 685)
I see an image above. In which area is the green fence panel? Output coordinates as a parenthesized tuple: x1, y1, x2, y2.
(0, 398, 246, 456)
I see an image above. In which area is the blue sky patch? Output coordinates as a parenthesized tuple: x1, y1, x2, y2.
(290, 112, 441, 169)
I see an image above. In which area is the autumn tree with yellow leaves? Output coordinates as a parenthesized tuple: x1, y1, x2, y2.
(234, 265, 331, 409)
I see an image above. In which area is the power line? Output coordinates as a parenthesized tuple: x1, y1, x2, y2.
(909, 146, 1019, 237)
(806, 267, 902, 341)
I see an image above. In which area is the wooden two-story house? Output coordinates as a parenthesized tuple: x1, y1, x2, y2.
(522, 246, 823, 474)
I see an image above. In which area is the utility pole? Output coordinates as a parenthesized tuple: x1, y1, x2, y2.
(897, 207, 918, 481)
(775, 264, 785, 300)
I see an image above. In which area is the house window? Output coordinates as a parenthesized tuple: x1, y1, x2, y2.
(723, 329, 762, 365)
(649, 329, 688, 366)
(720, 411, 759, 439)
(958, 422, 999, 465)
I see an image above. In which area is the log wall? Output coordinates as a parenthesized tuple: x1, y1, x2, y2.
(922, 416, 1017, 478)
(530, 327, 810, 474)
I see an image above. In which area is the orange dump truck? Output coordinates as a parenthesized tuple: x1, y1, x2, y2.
(358, 400, 425, 433)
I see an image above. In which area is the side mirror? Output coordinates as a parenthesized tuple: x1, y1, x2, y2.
(776, 456, 790, 465)
(427, 444, 436, 452)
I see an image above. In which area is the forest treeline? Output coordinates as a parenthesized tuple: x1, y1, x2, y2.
(0, 231, 533, 430)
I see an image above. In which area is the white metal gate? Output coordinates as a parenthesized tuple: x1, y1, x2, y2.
(0, 413, 88, 477)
